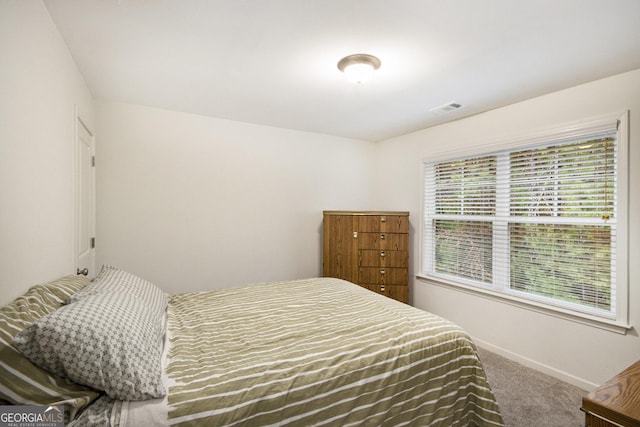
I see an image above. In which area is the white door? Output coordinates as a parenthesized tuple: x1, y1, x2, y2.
(75, 115, 95, 277)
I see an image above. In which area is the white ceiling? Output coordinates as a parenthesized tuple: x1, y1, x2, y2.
(44, 0, 640, 141)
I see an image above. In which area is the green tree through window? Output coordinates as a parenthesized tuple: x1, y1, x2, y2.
(423, 121, 623, 320)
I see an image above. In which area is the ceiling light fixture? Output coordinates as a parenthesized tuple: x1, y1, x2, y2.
(337, 53, 381, 84)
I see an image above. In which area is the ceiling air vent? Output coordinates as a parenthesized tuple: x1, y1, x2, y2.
(429, 102, 462, 114)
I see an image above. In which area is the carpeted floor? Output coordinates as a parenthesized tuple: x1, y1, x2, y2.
(477, 346, 589, 427)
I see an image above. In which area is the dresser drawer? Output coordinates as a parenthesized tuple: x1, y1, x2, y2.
(583, 414, 621, 427)
(359, 215, 409, 233)
(323, 211, 410, 304)
(359, 267, 408, 285)
(358, 233, 407, 250)
(359, 250, 408, 267)
(362, 284, 408, 303)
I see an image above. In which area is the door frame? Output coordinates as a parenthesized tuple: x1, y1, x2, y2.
(73, 105, 96, 277)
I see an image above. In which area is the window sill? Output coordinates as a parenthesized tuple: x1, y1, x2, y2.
(416, 274, 632, 335)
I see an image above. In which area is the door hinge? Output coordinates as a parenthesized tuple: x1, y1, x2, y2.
(92, 156, 95, 167)
(90, 237, 95, 249)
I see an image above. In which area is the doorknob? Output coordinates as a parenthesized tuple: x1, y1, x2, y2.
(76, 268, 88, 276)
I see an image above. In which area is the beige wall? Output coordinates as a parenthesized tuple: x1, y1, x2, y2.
(0, 1, 94, 305)
(95, 101, 376, 294)
(374, 68, 640, 389)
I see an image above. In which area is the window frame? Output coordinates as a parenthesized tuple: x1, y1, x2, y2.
(418, 111, 630, 334)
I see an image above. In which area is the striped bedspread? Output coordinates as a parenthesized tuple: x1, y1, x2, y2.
(164, 278, 503, 426)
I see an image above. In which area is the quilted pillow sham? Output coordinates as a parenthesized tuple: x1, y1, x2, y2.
(69, 264, 168, 323)
(0, 276, 99, 421)
(13, 290, 166, 401)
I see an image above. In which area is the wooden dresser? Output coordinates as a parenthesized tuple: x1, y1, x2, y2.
(323, 211, 409, 304)
(581, 360, 640, 427)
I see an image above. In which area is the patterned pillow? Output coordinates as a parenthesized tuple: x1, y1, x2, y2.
(13, 291, 166, 401)
(69, 265, 167, 323)
(0, 276, 99, 422)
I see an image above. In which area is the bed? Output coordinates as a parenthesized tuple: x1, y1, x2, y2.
(0, 266, 504, 426)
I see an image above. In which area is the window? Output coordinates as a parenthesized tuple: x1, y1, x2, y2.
(421, 113, 629, 327)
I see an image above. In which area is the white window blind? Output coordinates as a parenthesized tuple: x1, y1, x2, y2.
(422, 117, 625, 321)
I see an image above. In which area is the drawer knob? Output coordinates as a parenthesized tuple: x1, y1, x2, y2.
(381, 216, 386, 223)
(380, 269, 385, 275)
(380, 251, 385, 257)
(380, 285, 386, 292)
(380, 234, 386, 240)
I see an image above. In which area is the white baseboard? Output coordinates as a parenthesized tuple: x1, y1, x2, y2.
(473, 337, 598, 391)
